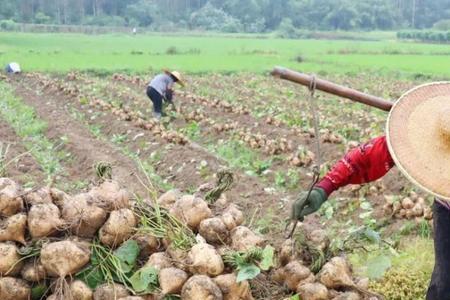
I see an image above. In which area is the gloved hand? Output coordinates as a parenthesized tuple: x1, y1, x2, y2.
(291, 187, 328, 221)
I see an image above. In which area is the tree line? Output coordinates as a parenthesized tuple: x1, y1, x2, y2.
(1, 0, 449, 32)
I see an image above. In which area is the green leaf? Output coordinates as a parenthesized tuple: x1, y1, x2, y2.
(76, 265, 105, 289)
(236, 264, 260, 282)
(364, 228, 381, 243)
(366, 255, 391, 279)
(289, 295, 300, 300)
(259, 245, 274, 271)
(130, 266, 159, 293)
(114, 240, 140, 273)
(31, 284, 47, 300)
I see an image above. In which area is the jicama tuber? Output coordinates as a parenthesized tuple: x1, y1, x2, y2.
(187, 243, 224, 276)
(169, 195, 212, 230)
(21, 260, 47, 282)
(0, 213, 27, 244)
(297, 283, 329, 300)
(0, 178, 23, 217)
(332, 292, 361, 300)
(157, 189, 182, 209)
(70, 280, 93, 300)
(159, 267, 188, 294)
(61, 193, 107, 238)
(181, 275, 223, 300)
(89, 180, 130, 211)
(28, 203, 64, 238)
(213, 273, 253, 300)
(199, 217, 229, 244)
(283, 261, 311, 291)
(221, 204, 244, 231)
(93, 283, 129, 300)
(0, 277, 30, 300)
(133, 233, 160, 258)
(230, 226, 264, 251)
(99, 208, 136, 248)
(24, 188, 52, 205)
(144, 252, 172, 270)
(40, 241, 90, 277)
(0, 242, 23, 276)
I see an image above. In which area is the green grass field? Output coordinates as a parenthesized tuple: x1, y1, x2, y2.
(1, 32, 450, 78)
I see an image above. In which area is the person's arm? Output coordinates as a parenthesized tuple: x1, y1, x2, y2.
(292, 136, 395, 220)
(317, 136, 395, 196)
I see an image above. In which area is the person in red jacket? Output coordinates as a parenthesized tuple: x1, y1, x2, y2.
(291, 81, 450, 300)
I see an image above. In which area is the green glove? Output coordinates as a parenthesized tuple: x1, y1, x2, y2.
(291, 187, 328, 221)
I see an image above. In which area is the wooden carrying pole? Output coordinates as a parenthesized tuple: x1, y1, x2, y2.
(271, 66, 393, 112)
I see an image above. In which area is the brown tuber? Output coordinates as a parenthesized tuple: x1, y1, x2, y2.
(231, 226, 264, 251)
(93, 283, 129, 300)
(0, 213, 27, 244)
(70, 280, 94, 300)
(99, 208, 136, 248)
(157, 189, 182, 209)
(41, 240, 90, 277)
(28, 203, 64, 238)
(319, 257, 354, 289)
(144, 252, 173, 270)
(187, 243, 224, 276)
(0, 242, 23, 276)
(199, 217, 230, 244)
(0, 277, 31, 300)
(283, 261, 312, 291)
(89, 181, 130, 211)
(21, 260, 47, 282)
(181, 275, 223, 300)
(159, 267, 188, 294)
(0, 178, 23, 217)
(214, 273, 254, 300)
(170, 195, 212, 230)
(296, 283, 329, 300)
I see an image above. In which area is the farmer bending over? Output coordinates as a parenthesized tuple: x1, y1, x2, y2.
(291, 83, 450, 299)
(147, 70, 184, 120)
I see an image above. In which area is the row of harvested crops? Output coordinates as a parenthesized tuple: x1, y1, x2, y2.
(0, 175, 379, 300)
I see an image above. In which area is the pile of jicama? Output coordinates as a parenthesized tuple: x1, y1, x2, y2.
(0, 177, 378, 300)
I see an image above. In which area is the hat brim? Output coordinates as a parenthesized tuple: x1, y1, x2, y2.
(164, 70, 184, 86)
(387, 82, 450, 200)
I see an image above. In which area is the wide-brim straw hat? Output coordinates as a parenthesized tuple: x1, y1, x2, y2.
(164, 70, 185, 86)
(387, 82, 450, 200)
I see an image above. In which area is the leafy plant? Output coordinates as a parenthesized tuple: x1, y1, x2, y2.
(129, 266, 159, 294)
(223, 245, 274, 282)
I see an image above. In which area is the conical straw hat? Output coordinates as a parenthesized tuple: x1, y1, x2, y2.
(164, 70, 184, 86)
(387, 82, 450, 200)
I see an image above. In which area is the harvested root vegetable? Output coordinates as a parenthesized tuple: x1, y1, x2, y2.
(159, 267, 188, 294)
(221, 204, 244, 231)
(144, 252, 172, 270)
(93, 283, 129, 300)
(308, 229, 330, 252)
(99, 208, 136, 248)
(24, 187, 52, 205)
(319, 257, 354, 289)
(28, 203, 64, 238)
(21, 260, 47, 282)
(187, 243, 224, 276)
(0, 242, 23, 276)
(181, 275, 223, 300)
(283, 261, 311, 291)
(230, 226, 264, 251)
(0, 178, 23, 217)
(199, 217, 229, 244)
(401, 197, 414, 210)
(157, 189, 182, 209)
(70, 280, 93, 300)
(169, 195, 212, 230)
(166, 245, 189, 271)
(41, 241, 90, 277)
(296, 283, 328, 300)
(214, 273, 253, 300)
(412, 203, 424, 217)
(61, 193, 107, 238)
(50, 188, 69, 207)
(0, 213, 27, 244)
(279, 239, 297, 266)
(118, 297, 145, 300)
(89, 180, 130, 211)
(0, 277, 30, 300)
(133, 233, 160, 258)
(332, 292, 361, 300)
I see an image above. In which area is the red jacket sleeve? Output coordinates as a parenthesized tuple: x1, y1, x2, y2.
(317, 136, 395, 196)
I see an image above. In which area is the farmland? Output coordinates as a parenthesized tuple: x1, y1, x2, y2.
(0, 32, 444, 300)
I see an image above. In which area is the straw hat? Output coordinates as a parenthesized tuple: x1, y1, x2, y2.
(165, 70, 184, 86)
(387, 82, 450, 200)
